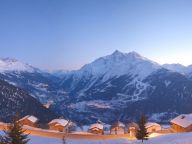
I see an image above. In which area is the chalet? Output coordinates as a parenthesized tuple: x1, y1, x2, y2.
(18, 115, 39, 127)
(127, 122, 139, 137)
(171, 114, 192, 132)
(89, 123, 104, 135)
(145, 122, 161, 133)
(48, 119, 69, 132)
(110, 121, 126, 135)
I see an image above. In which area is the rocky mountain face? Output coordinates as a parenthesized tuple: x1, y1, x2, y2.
(1, 51, 192, 125)
(0, 79, 57, 123)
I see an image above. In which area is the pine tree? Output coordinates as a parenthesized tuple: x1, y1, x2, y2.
(136, 113, 149, 143)
(2, 115, 30, 144)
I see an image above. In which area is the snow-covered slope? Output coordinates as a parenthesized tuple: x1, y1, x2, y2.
(18, 132, 192, 144)
(62, 50, 161, 97)
(71, 50, 161, 81)
(0, 58, 37, 73)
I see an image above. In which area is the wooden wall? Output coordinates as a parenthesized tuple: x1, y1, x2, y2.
(171, 123, 192, 132)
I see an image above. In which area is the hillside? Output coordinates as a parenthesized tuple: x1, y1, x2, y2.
(0, 79, 57, 123)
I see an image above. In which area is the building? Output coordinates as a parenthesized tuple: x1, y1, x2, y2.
(145, 122, 161, 133)
(89, 123, 104, 135)
(127, 122, 139, 137)
(110, 121, 126, 135)
(48, 119, 69, 132)
(171, 114, 192, 132)
(18, 115, 39, 127)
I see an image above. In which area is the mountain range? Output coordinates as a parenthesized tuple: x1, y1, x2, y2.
(1, 50, 192, 124)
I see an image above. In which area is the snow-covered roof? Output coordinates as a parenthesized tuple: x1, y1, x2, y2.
(89, 123, 104, 130)
(49, 119, 69, 127)
(127, 122, 139, 129)
(19, 115, 39, 123)
(118, 122, 125, 128)
(111, 121, 125, 129)
(145, 122, 161, 129)
(171, 114, 192, 128)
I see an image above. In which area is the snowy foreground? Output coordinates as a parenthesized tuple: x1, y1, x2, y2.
(28, 132, 192, 144)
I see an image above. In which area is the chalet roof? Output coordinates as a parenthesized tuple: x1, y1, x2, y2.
(145, 122, 161, 129)
(48, 119, 69, 127)
(19, 115, 39, 123)
(127, 122, 139, 129)
(89, 123, 104, 130)
(111, 121, 125, 129)
(171, 114, 192, 128)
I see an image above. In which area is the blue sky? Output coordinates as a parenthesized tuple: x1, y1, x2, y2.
(0, 0, 192, 70)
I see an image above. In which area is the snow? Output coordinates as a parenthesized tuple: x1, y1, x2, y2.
(163, 63, 192, 75)
(122, 78, 149, 101)
(171, 114, 192, 128)
(49, 119, 69, 127)
(164, 80, 171, 87)
(145, 122, 161, 129)
(83, 51, 161, 80)
(30, 82, 48, 92)
(0, 58, 36, 72)
(67, 51, 161, 86)
(118, 122, 125, 128)
(114, 121, 125, 128)
(89, 123, 104, 130)
(19, 115, 39, 123)
(161, 125, 170, 129)
(86, 101, 111, 109)
(148, 112, 168, 122)
(4, 80, 17, 86)
(23, 132, 192, 144)
(145, 132, 192, 144)
(1, 130, 192, 144)
(29, 136, 128, 144)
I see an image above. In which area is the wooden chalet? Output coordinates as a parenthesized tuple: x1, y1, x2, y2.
(89, 123, 104, 135)
(127, 122, 139, 137)
(48, 119, 69, 132)
(145, 122, 161, 133)
(171, 114, 192, 132)
(18, 115, 39, 127)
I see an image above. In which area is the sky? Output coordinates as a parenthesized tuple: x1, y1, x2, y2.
(0, 0, 192, 70)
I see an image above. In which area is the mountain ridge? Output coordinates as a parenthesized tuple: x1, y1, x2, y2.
(1, 51, 192, 124)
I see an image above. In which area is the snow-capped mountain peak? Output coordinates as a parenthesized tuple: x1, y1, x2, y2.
(0, 58, 37, 73)
(73, 51, 161, 81)
(111, 49, 125, 56)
